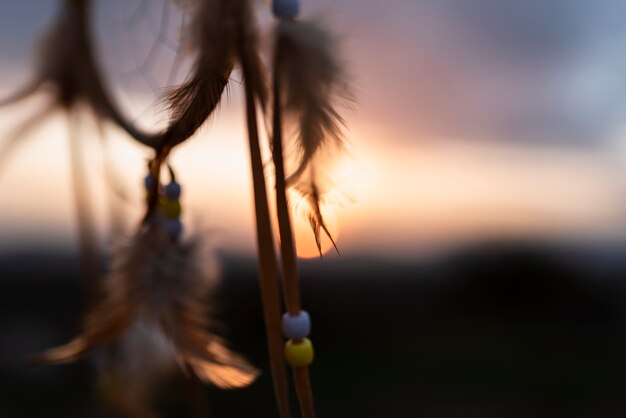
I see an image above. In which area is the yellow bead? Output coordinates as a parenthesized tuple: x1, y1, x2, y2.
(285, 338, 314, 368)
(159, 197, 182, 218)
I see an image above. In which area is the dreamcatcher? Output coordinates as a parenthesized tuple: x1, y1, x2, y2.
(1, 0, 351, 416)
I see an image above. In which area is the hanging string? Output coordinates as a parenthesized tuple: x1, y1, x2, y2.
(271, 0, 350, 417)
(11, 1, 352, 416)
(272, 2, 317, 418)
(234, 0, 293, 414)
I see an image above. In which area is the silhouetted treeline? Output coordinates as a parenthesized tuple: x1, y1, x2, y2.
(2, 240, 626, 417)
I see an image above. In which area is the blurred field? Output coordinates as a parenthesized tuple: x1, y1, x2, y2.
(2, 241, 626, 418)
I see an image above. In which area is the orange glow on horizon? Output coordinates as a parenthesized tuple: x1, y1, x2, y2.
(1, 105, 625, 257)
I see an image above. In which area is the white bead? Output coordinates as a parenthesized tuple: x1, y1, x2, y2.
(282, 311, 310, 339)
(273, 0, 299, 19)
(164, 181, 181, 199)
(163, 218, 183, 238)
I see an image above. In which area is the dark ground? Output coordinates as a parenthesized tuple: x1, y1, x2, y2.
(2, 241, 626, 417)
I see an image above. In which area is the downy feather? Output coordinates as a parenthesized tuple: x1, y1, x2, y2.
(38, 227, 258, 389)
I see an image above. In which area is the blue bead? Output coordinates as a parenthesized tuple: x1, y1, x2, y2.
(163, 218, 183, 238)
(144, 174, 154, 191)
(282, 311, 311, 339)
(273, 0, 299, 19)
(164, 181, 182, 200)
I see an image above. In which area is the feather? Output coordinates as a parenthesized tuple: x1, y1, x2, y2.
(37, 227, 258, 389)
(162, 0, 236, 146)
(274, 19, 349, 254)
(35, 0, 121, 114)
(188, 340, 259, 389)
(0, 0, 155, 146)
(0, 1, 85, 109)
(295, 175, 339, 256)
(234, 0, 268, 108)
(163, 0, 266, 146)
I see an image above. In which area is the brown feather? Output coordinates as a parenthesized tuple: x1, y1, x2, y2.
(163, 0, 266, 147)
(188, 340, 259, 389)
(162, 0, 236, 146)
(37, 228, 257, 388)
(0, 0, 156, 146)
(235, 0, 268, 108)
(274, 19, 349, 254)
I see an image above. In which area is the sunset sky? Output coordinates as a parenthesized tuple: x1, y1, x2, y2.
(1, 0, 626, 259)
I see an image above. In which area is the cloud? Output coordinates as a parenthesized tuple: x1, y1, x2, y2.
(3, 0, 626, 147)
(339, 0, 626, 146)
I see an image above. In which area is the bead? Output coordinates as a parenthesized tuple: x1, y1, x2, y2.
(282, 311, 311, 339)
(159, 197, 182, 218)
(164, 181, 182, 200)
(273, 0, 299, 19)
(144, 174, 154, 191)
(285, 338, 314, 368)
(163, 218, 183, 238)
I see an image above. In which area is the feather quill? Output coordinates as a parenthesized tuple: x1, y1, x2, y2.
(37, 228, 258, 389)
(274, 19, 349, 254)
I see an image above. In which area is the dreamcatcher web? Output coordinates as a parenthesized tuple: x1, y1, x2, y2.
(93, 0, 190, 133)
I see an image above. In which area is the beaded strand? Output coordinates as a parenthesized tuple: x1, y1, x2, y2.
(282, 311, 314, 368)
(271, 1, 317, 417)
(271, 0, 312, 353)
(144, 167, 184, 241)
